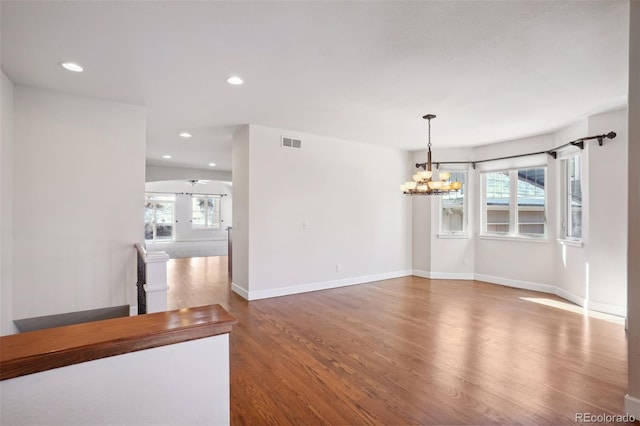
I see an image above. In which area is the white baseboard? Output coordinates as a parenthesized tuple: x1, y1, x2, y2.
(411, 270, 474, 280)
(231, 282, 249, 300)
(243, 270, 412, 301)
(587, 299, 627, 318)
(429, 271, 474, 280)
(412, 269, 430, 279)
(474, 273, 557, 294)
(474, 273, 627, 317)
(554, 287, 586, 308)
(625, 394, 640, 419)
(235, 269, 626, 317)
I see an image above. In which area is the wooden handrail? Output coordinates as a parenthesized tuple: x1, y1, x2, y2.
(135, 242, 146, 259)
(0, 304, 237, 380)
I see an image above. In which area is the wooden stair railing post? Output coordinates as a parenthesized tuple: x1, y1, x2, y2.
(144, 251, 170, 313)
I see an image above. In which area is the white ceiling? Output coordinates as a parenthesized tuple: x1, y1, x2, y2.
(1, 1, 629, 171)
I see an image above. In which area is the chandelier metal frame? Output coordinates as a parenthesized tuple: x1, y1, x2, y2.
(401, 114, 462, 196)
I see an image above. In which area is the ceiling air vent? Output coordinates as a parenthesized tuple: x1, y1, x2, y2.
(281, 136, 302, 149)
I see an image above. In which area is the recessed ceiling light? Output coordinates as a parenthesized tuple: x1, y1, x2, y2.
(209, 163, 216, 167)
(227, 76, 243, 85)
(179, 132, 192, 138)
(60, 62, 83, 72)
(162, 155, 172, 159)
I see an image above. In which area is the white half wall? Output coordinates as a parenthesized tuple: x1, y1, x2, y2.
(1, 71, 15, 335)
(12, 86, 146, 320)
(235, 124, 412, 298)
(0, 334, 231, 425)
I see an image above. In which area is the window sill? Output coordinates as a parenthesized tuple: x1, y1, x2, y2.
(437, 233, 471, 239)
(558, 239, 583, 248)
(479, 234, 549, 243)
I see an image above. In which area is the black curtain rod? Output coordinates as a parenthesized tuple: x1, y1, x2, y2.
(146, 191, 228, 197)
(416, 131, 616, 170)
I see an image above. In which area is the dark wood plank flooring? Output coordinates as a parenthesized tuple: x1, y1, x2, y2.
(167, 256, 629, 425)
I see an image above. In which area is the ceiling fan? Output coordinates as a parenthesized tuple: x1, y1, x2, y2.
(186, 179, 210, 186)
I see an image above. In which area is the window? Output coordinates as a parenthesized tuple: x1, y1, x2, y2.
(145, 194, 175, 241)
(192, 195, 221, 229)
(517, 168, 546, 236)
(482, 167, 547, 237)
(564, 154, 582, 239)
(484, 171, 511, 234)
(440, 170, 468, 235)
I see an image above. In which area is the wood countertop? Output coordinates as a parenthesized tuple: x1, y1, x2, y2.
(0, 304, 237, 380)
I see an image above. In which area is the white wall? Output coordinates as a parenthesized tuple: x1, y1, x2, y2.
(233, 124, 412, 299)
(0, 334, 231, 425)
(231, 125, 250, 294)
(625, 0, 640, 416)
(146, 165, 231, 183)
(0, 71, 15, 335)
(585, 109, 628, 312)
(411, 196, 431, 273)
(12, 86, 146, 320)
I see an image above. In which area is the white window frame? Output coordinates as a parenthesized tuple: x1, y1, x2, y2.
(560, 151, 584, 244)
(145, 194, 176, 241)
(438, 168, 470, 238)
(191, 195, 222, 230)
(481, 166, 548, 240)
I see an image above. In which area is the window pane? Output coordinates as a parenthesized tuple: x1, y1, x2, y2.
(192, 197, 206, 227)
(156, 224, 173, 239)
(145, 223, 154, 240)
(485, 171, 510, 233)
(155, 202, 173, 224)
(442, 171, 466, 233)
(517, 168, 545, 235)
(192, 196, 221, 228)
(442, 206, 464, 232)
(155, 202, 174, 240)
(144, 194, 175, 241)
(144, 202, 155, 240)
(567, 155, 582, 238)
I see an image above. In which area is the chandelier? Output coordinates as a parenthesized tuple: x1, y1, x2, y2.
(401, 114, 462, 195)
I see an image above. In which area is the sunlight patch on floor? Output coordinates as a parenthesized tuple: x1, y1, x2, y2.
(519, 297, 625, 324)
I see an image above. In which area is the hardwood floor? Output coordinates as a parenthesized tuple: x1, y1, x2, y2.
(167, 257, 630, 425)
